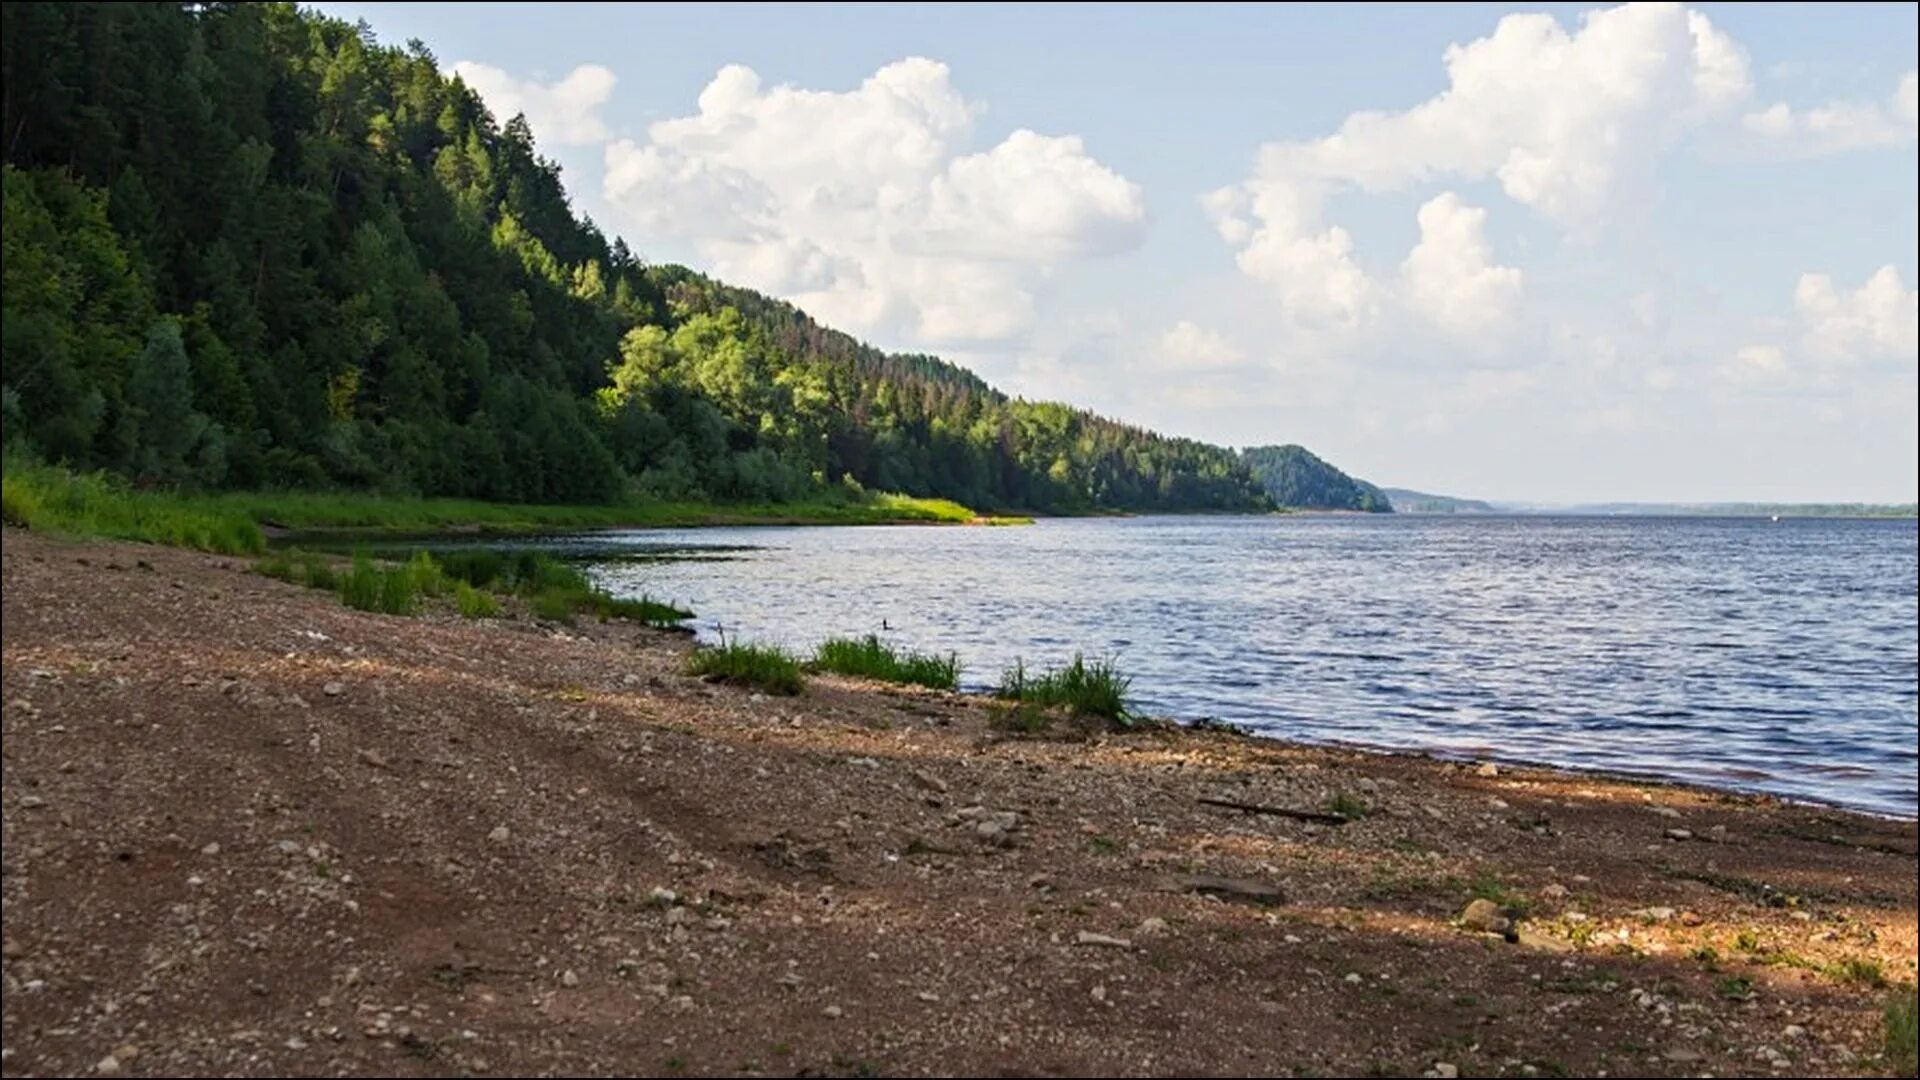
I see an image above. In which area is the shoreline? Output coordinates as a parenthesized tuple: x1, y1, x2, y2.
(3, 528, 1914, 1077)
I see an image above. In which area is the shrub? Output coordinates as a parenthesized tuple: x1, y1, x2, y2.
(810, 634, 960, 690)
(994, 654, 1131, 724)
(687, 641, 804, 695)
(404, 551, 448, 597)
(1324, 791, 1370, 819)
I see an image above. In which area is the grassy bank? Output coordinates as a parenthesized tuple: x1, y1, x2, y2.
(1, 462, 1025, 555)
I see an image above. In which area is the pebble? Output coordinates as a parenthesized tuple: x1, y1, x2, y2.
(1075, 931, 1133, 949)
(487, 825, 511, 844)
(1784, 1024, 1807, 1039)
(1476, 763, 1499, 778)
(1664, 828, 1693, 841)
(200, 841, 221, 856)
(1343, 972, 1364, 984)
(18, 795, 46, 810)
(1433, 1065, 1459, 1079)
(323, 681, 344, 697)
(1541, 883, 1568, 900)
(95, 1056, 121, 1076)
(1137, 917, 1169, 936)
(560, 969, 579, 988)
(823, 1005, 843, 1019)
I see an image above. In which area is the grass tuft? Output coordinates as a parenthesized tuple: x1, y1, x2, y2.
(687, 641, 805, 695)
(995, 654, 1131, 724)
(810, 634, 960, 690)
(1886, 988, 1918, 1077)
(1324, 791, 1371, 820)
(454, 581, 500, 619)
(2, 461, 264, 555)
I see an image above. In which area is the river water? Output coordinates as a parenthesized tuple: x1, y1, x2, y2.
(546, 515, 1917, 816)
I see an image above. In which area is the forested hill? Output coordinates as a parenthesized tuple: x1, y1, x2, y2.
(1241, 445, 1391, 512)
(0, 2, 1271, 514)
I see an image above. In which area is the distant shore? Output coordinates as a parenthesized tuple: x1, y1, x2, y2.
(2, 527, 1914, 1077)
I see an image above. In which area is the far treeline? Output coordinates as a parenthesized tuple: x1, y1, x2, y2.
(0, 1, 1288, 516)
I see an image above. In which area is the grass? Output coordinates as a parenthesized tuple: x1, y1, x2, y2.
(1468, 874, 1532, 918)
(1324, 791, 1371, 820)
(994, 654, 1132, 724)
(2, 460, 1010, 551)
(454, 581, 500, 618)
(3, 461, 264, 555)
(1886, 988, 1918, 1077)
(686, 641, 805, 695)
(809, 635, 960, 690)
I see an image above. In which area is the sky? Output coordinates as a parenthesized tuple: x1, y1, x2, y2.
(314, 2, 1919, 503)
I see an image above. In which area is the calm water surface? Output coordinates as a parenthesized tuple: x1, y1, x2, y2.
(555, 516, 1917, 816)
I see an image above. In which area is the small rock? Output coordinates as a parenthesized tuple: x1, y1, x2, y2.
(823, 1005, 843, 1019)
(1633, 906, 1677, 922)
(1476, 762, 1499, 778)
(18, 795, 46, 810)
(1136, 917, 1169, 936)
(199, 842, 221, 856)
(909, 769, 949, 794)
(1679, 910, 1705, 926)
(358, 748, 389, 769)
(486, 825, 511, 844)
(1664, 828, 1693, 841)
(560, 969, 579, 988)
(648, 886, 678, 906)
(1459, 898, 1511, 935)
(1541, 883, 1568, 900)
(112, 1046, 139, 1064)
(1433, 1065, 1460, 1079)
(323, 681, 345, 697)
(1173, 874, 1285, 906)
(1784, 1024, 1807, 1039)
(1343, 972, 1364, 984)
(1075, 931, 1132, 949)
(95, 1056, 121, 1076)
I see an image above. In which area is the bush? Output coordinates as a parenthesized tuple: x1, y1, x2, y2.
(687, 641, 805, 695)
(995, 654, 1131, 724)
(454, 581, 500, 618)
(810, 634, 960, 690)
(404, 550, 448, 597)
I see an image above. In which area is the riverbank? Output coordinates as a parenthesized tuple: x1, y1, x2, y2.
(2, 528, 1915, 1077)
(0, 464, 1028, 557)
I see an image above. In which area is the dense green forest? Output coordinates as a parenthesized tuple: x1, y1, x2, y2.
(0, 1, 1272, 514)
(1241, 445, 1391, 513)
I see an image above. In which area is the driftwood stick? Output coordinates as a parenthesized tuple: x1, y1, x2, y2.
(1198, 795, 1352, 825)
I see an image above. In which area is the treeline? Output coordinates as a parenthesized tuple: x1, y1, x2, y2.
(0, 2, 1269, 514)
(1240, 445, 1391, 512)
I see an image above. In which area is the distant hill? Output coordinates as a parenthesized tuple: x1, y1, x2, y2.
(1241, 445, 1391, 512)
(1380, 488, 1498, 514)
(1542, 502, 1918, 518)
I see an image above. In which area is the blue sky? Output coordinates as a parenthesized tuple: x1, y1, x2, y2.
(316, 2, 1918, 503)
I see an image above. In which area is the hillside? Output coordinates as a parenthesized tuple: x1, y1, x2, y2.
(1380, 487, 1498, 514)
(1240, 445, 1390, 512)
(0, 2, 1269, 516)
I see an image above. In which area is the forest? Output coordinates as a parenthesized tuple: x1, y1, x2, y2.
(1240, 445, 1391, 512)
(0, 2, 1274, 515)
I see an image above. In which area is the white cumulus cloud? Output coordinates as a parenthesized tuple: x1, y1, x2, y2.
(1401, 193, 1524, 337)
(1742, 69, 1920, 155)
(601, 58, 1145, 345)
(1795, 266, 1919, 364)
(450, 61, 618, 146)
(1154, 321, 1248, 372)
(1206, 3, 1748, 328)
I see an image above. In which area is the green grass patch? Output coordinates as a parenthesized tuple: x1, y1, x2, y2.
(1324, 791, 1371, 819)
(809, 634, 960, 690)
(994, 654, 1132, 724)
(686, 641, 805, 695)
(454, 581, 500, 618)
(1886, 988, 1918, 1077)
(1825, 957, 1888, 988)
(3, 461, 264, 555)
(1468, 874, 1532, 918)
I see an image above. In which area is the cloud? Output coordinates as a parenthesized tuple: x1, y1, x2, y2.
(1401, 193, 1524, 337)
(601, 58, 1145, 345)
(450, 62, 618, 146)
(1206, 3, 1745, 334)
(1154, 321, 1248, 372)
(1742, 69, 1920, 155)
(1795, 266, 1919, 364)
